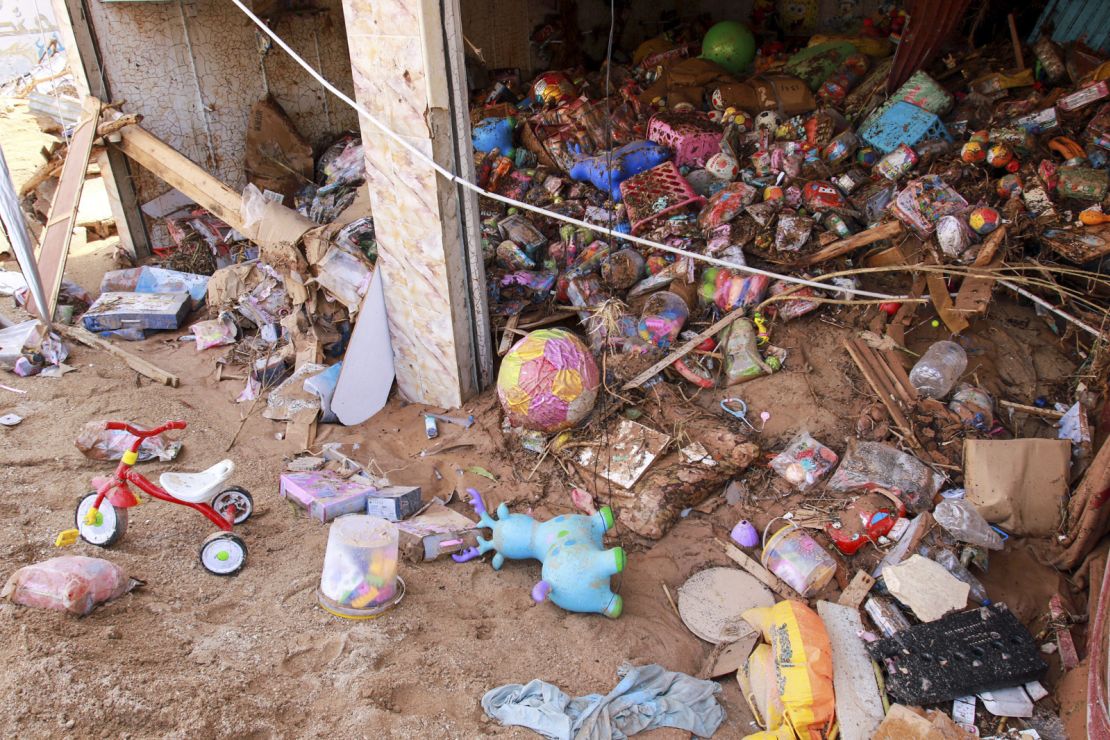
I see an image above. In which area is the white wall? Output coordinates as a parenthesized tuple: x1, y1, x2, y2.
(0, 0, 60, 81)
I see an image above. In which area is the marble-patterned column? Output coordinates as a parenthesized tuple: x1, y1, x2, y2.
(341, 0, 488, 409)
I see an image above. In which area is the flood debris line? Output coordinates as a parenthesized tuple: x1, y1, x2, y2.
(461, 9, 1109, 739)
(3, 3, 1110, 738)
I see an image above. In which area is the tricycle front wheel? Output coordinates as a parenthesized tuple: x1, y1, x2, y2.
(75, 492, 128, 547)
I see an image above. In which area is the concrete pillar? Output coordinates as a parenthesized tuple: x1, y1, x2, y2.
(340, 0, 491, 409)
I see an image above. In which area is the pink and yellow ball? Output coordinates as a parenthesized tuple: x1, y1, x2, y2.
(497, 329, 600, 432)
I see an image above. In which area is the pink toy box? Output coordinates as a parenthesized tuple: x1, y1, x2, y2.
(280, 470, 376, 523)
(647, 110, 724, 169)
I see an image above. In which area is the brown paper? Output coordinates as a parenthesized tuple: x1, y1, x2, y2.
(244, 96, 314, 201)
(964, 438, 1071, 536)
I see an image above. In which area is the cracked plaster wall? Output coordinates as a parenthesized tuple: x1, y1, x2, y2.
(85, 0, 357, 245)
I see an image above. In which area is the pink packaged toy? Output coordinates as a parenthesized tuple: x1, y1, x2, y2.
(280, 470, 377, 523)
(647, 110, 724, 168)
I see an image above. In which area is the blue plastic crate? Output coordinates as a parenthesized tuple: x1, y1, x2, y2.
(860, 101, 951, 154)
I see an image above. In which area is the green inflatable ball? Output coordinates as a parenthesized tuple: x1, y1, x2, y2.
(700, 21, 756, 76)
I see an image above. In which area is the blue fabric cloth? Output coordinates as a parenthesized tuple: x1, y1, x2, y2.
(481, 663, 725, 739)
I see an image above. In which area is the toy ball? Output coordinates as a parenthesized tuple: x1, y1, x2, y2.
(970, 130, 991, 145)
(856, 146, 880, 168)
(532, 72, 576, 107)
(968, 206, 1001, 235)
(700, 21, 757, 76)
(497, 328, 599, 433)
(997, 173, 1023, 199)
(960, 141, 986, 164)
(755, 109, 782, 131)
(705, 152, 741, 180)
(711, 88, 726, 109)
(986, 144, 1014, 169)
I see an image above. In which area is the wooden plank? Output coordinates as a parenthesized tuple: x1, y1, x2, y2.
(32, 96, 100, 321)
(715, 539, 801, 600)
(498, 313, 520, 356)
(818, 601, 887, 740)
(999, 399, 1065, 419)
(972, 224, 1008, 266)
(113, 124, 246, 233)
(801, 220, 904, 266)
(622, 305, 748, 390)
(838, 570, 877, 608)
(926, 272, 970, 334)
(955, 256, 1003, 317)
(56, 324, 179, 387)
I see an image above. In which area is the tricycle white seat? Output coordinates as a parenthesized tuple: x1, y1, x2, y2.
(160, 460, 235, 503)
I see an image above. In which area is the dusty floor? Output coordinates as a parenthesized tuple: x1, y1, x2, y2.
(0, 100, 1090, 738)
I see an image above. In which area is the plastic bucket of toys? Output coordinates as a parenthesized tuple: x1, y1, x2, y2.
(318, 515, 404, 619)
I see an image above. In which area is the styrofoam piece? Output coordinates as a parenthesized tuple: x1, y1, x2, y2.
(332, 270, 395, 425)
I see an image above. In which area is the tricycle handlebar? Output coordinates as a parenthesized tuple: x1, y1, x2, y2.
(105, 420, 187, 438)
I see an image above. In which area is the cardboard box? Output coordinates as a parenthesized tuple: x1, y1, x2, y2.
(963, 438, 1071, 536)
(366, 485, 422, 522)
(279, 470, 377, 523)
(396, 504, 478, 562)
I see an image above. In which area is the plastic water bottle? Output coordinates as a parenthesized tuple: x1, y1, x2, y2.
(931, 548, 991, 606)
(909, 340, 967, 399)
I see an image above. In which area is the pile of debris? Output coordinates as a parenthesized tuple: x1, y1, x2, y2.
(465, 10, 1110, 739)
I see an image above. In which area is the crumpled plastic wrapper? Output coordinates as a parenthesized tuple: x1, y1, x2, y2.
(2, 556, 141, 616)
(74, 420, 182, 462)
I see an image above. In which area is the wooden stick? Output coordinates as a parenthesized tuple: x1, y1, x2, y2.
(800, 220, 904, 266)
(973, 224, 1008, 267)
(622, 305, 747, 390)
(57, 325, 179, 387)
(844, 339, 924, 455)
(716, 539, 801, 600)
(999, 399, 1065, 419)
(1007, 14, 1024, 71)
(95, 113, 142, 139)
(498, 313, 521, 356)
(662, 583, 680, 617)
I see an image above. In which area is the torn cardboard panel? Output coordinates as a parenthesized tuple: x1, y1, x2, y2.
(964, 438, 1071, 536)
(576, 419, 673, 489)
(244, 96, 314, 201)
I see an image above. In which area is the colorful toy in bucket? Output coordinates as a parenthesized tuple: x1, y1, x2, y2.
(760, 522, 836, 597)
(318, 515, 403, 618)
(453, 488, 625, 618)
(638, 291, 689, 349)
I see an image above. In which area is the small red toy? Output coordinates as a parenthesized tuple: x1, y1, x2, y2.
(825, 491, 905, 555)
(60, 421, 252, 575)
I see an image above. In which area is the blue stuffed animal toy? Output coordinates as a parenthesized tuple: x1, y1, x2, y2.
(472, 117, 516, 158)
(568, 140, 671, 202)
(453, 488, 625, 618)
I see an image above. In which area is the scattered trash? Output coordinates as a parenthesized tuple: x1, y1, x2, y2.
(761, 522, 837, 597)
(882, 553, 970, 622)
(675, 567, 773, 644)
(2, 556, 141, 615)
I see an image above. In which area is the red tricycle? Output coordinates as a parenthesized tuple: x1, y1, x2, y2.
(66, 420, 253, 575)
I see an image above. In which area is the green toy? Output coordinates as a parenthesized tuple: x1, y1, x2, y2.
(701, 21, 757, 77)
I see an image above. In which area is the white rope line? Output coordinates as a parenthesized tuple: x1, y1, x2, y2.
(227, 0, 913, 302)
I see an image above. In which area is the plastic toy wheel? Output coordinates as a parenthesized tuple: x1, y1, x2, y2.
(199, 532, 247, 576)
(75, 492, 127, 547)
(212, 486, 253, 525)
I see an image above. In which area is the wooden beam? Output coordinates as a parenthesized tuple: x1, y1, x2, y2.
(818, 601, 886, 740)
(57, 324, 179, 387)
(716, 539, 801, 600)
(51, 0, 150, 258)
(32, 96, 100, 321)
(622, 305, 748, 390)
(801, 220, 904, 266)
(113, 124, 246, 233)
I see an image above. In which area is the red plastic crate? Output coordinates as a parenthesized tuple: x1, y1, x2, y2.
(620, 161, 705, 236)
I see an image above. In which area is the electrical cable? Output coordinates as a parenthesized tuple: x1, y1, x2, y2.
(226, 0, 911, 303)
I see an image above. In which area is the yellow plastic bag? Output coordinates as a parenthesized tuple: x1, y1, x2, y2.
(738, 600, 835, 740)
